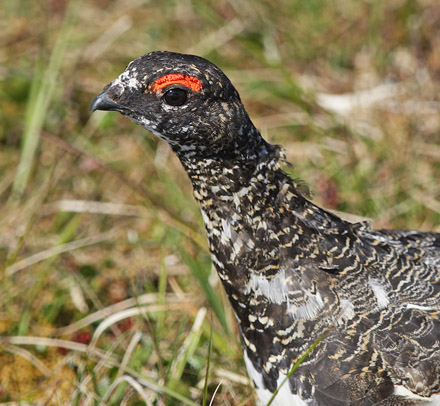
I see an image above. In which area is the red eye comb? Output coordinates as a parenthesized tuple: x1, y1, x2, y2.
(150, 73, 202, 92)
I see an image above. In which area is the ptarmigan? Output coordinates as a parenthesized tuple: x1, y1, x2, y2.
(91, 51, 440, 406)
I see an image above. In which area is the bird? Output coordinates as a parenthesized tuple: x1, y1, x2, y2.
(90, 51, 440, 406)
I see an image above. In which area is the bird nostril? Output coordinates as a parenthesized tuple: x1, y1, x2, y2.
(112, 84, 124, 97)
(90, 90, 122, 113)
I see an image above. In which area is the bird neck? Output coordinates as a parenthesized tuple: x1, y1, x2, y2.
(179, 135, 284, 203)
(175, 131, 314, 272)
(175, 130, 344, 281)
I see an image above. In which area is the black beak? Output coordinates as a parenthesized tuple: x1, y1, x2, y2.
(90, 90, 122, 113)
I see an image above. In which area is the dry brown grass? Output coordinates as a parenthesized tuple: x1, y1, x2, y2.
(0, 0, 439, 404)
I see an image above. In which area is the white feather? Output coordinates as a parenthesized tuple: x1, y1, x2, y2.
(243, 351, 308, 406)
(369, 278, 390, 310)
(394, 385, 440, 405)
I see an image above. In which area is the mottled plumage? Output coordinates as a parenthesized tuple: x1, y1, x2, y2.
(91, 51, 440, 406)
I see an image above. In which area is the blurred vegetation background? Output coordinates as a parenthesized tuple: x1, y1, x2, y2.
(0, 0, 439, 405)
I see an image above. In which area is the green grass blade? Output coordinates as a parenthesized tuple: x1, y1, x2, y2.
(202, 312, 214, 406)
(11, 0, 81, 198)
(265, 330, 328, 406)
(156, 255, 168, 334)
(170, 307, 206, 382)
(178, 246, 229, 334)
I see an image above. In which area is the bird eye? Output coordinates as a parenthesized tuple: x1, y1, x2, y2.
(163, 88, 187, 106)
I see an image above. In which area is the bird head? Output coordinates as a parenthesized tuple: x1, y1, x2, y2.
(90, 51, 256, 158)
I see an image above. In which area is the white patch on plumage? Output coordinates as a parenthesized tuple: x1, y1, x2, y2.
(221, 219, 233, 244)
(127, 76, 139, 89)
(258, 220, 268, 230)
(232, 237, 244, 256)
(244, 351, 308, 406)
(218, 218, 247, 260)
(424, 256, 440, 267)
(406, 303, 436, 311)
(244, 350, 264, 389)
(248, 268, 290, 305)
(336, 298, 355, 325)
(236, 186, 250, 196)
(200, 208, 213, 232)
(369, 278, 390, 310)
(247, 238, 255, 249)
(394, 385, 440, 404)
(162, 103, 191, 113)
(289, 291, 324, 320)
(233, 193, 240, 207)
(244, 269, 324, 320)
(113, 69, 140, 90)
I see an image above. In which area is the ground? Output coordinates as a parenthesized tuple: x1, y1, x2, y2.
(0, 0, 439, 405)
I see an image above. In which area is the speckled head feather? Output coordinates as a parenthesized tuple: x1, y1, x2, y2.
(91, 51, 440, 406)
(92, 51, 271, 160)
